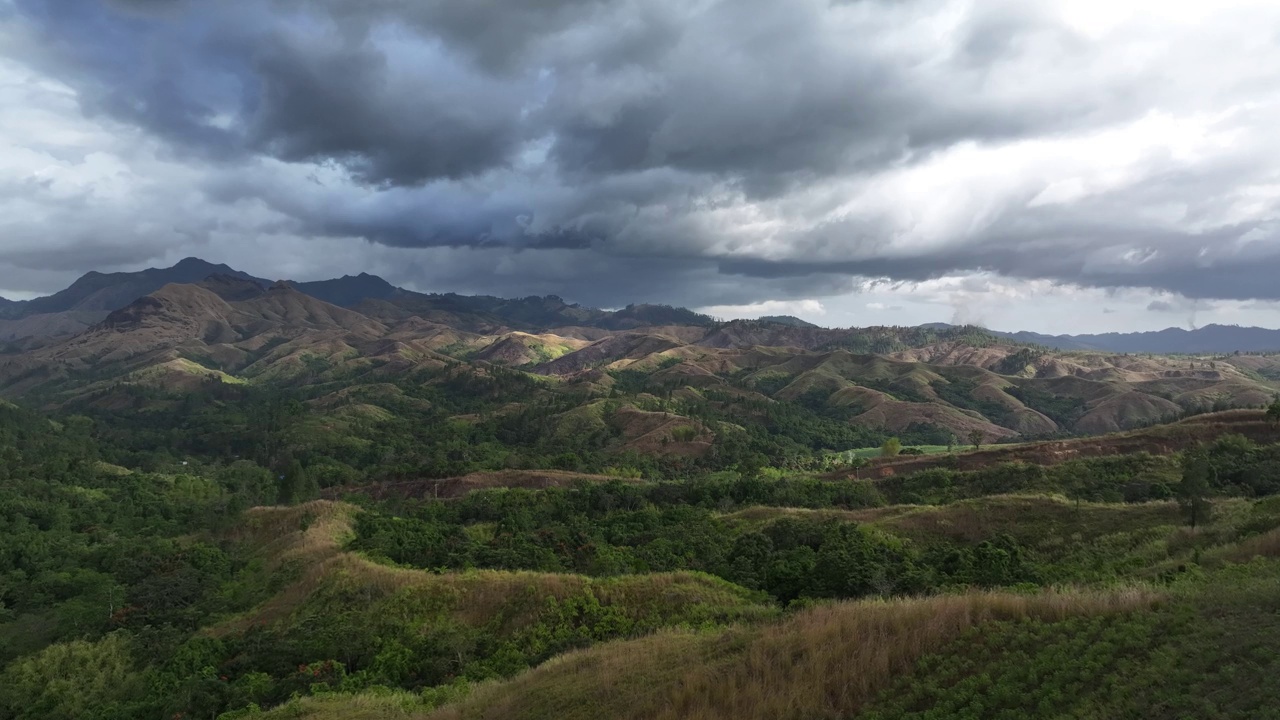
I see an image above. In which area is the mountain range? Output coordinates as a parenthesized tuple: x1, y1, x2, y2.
(0, 258, 716, 345)
(0, 258, 1277, 459)
(4, 258, 1280, 355)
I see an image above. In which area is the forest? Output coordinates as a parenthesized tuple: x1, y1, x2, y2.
(4, 388, 1280, 719)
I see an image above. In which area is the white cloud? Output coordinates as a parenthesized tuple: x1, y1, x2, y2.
(698, 299, 827, 321)
(5, 0, 1280, 330)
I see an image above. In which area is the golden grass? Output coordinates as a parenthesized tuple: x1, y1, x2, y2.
(726, 495, 1185, 550)
(1222, 527, 1280, 563)
(338, 468, 642, 501)
(724, 506, 871, 524)
(223, 500, 1170, 720)
(211, 550, 767, 637)
(257, 690, 428, 720)
(416, 586, 1159, 720)
(230, 500, 358, 568)
(869, 496, 1183, 546)
(210, 501, 769, 637)
(209, 501, 360, 635)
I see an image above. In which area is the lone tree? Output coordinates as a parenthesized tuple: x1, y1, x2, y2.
(968, 430, 984, 451)
(848, 456, 869, 480)
(881, 437, 902, 458)
(1178, 451, 1215, 529)
(277, 459, 319, 505)
(1268, 397, 1280, 428)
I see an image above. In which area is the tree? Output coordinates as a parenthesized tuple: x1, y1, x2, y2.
(881, 437, 902, 458)
(968, 430, 984, 451)
(946, 434, 956, 454)
(276, 459, 318, 505)
(1267, 398, 1280, 428)
(848, 456, 869, 480)
(1178, 451, 1214, 530)
(0, 633, 141, 720)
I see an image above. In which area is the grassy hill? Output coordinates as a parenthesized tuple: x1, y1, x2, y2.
(2, 273, 1277, 479)
(6, 391, 1280, 719)
(253, 586, 1159, 720)
(6, 262, 1280, 719)
(211, 481, 1280, 720)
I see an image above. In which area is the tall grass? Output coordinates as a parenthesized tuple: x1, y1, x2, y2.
(1223, 526, 1280, 563)
(423, 586, 1160, 720)
(231, 500, 358, 567)
(211, 500, 770, 637)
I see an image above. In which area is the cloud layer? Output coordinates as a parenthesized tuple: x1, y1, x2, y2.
(3, 0, 1280, 324)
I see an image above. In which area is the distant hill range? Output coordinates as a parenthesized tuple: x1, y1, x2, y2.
(0, 258, 266, 319)
(2, 258, 1279, 356)
(0, 258, 716, 343)
(1, 257, 1278, 449)
(991, 326, 1280, 355)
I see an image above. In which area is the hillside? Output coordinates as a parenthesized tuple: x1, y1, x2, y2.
(0, 266, 1276, 478)
(6, 356, 1280, 720)
(8, 260, 1280, 361)
(0, 258, 267, 327)
(234, 449, 1280, 719)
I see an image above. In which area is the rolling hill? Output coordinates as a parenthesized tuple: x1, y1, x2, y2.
(6, 328, 1280, 720)
(0, 260, 1277, 470)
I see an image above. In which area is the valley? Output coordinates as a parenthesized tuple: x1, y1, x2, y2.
(3, 260, 1280, 720)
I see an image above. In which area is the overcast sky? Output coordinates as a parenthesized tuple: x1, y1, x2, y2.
(3, 0, 1280, 333)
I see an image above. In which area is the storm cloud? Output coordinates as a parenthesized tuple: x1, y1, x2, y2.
(3, 0, 1280, 321)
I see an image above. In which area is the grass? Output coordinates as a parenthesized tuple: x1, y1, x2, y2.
(231, 501, 358, 568)
(216, 491, 1280, 720)
(723, 493, 1280, 588)
(724, 494, 1187, 551)
(245, 586, 1158, 720)
(861, 563, 1280, 719)
(209, 501, 775, 669)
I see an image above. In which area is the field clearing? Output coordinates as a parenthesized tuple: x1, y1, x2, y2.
(833, 445, 954, 459)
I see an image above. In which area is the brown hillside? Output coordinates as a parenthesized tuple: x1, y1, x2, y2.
(847, 410, 1280, 479)
(323, 470, 640, 501)
(534, 332, 684, 375)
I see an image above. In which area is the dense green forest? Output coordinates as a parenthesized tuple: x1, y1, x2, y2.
(76, 366, 959, 484)
(5, 389, 1280, 719)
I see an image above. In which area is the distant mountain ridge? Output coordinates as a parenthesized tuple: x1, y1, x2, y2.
(992, 325, 1280, 354)
(0, 259, 717, 343)
(4, 258, 1280, 355)
(4, 277, 1276, 445)
(0, 258, 268, 319)
(294, 273, 398, 308)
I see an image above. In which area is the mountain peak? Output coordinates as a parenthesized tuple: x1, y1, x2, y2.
(172, 257, 222, 270)
(294, 273, 398, 308)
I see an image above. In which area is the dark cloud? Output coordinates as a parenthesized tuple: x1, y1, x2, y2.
(11, 0, 1122, 189)
(246, 30, 529, 184)
(3, 0, 1280, 312)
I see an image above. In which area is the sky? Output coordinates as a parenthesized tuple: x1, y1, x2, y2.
(2, 0, 1280, 334)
